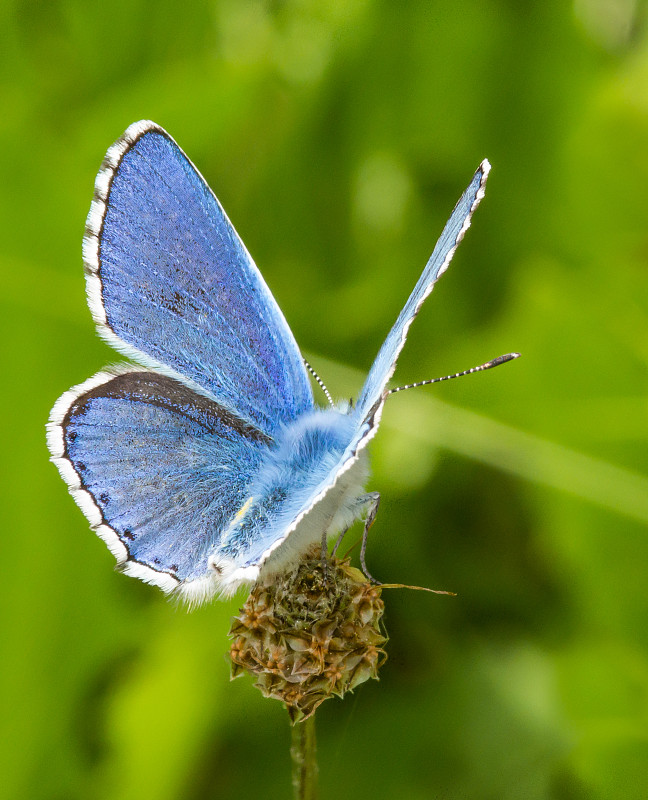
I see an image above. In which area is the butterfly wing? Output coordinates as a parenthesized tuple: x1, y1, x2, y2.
(84, 120, 313, 437)
(211, 162, 493, 587)
(354, 160, 490, 423)
(47, 368, 273, 603)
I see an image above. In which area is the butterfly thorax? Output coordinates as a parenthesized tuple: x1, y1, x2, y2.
(208, 406, 370, 593)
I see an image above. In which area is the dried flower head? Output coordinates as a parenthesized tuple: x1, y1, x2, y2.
(229, 550, 388, 723)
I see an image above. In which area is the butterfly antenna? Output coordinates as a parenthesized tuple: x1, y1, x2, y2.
(388, 352, 520, 395)
(303, 358, 334, 406)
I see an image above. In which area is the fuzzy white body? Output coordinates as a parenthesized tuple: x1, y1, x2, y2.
(201, 405, 377, 602)
(256, 450, 369, 582)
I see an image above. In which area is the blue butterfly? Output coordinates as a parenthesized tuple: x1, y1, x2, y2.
(47, 121, 491, 606)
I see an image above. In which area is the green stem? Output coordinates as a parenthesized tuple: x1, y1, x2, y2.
(290, 714, 319, 800)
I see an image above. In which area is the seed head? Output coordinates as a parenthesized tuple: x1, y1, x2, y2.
(229, 552, 388, 723)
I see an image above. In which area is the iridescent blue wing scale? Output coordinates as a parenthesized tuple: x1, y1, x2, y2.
(83, 120, 313, 436)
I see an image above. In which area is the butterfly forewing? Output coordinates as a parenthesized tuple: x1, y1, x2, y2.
(354, 160, 490, 422)
(84, 121, 314, 438)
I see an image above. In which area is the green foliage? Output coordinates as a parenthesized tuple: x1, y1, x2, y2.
(2, 1, 647, 797)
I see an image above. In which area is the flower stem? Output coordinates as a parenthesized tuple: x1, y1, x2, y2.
(290, 714, 318, 800)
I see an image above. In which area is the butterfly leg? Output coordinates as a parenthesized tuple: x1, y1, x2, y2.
(331, 527, 347, 558)
(321, 528, 330, 581)
(359, 492, 381, 584)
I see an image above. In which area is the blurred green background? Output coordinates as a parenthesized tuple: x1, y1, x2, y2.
(2, 1, 648, 798)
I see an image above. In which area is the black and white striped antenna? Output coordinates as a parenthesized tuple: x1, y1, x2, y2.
(388, 352, 520, 396)
(304, 358, 334, 406)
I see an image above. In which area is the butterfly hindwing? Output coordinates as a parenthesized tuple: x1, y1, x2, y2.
(47, 368, 273, 601)
(84, 120, 314, 437)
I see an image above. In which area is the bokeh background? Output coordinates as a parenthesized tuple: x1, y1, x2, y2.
(2, 1, 648, 798)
